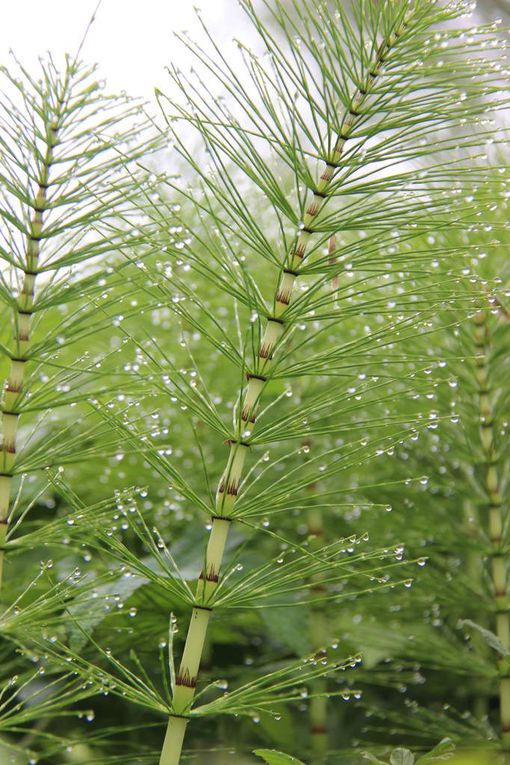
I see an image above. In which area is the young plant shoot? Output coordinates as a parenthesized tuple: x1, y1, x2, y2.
(0, 54, 158, 582)
(0, 52, 159, 754)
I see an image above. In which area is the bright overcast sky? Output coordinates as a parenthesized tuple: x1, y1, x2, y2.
(0, 0, 245, 101)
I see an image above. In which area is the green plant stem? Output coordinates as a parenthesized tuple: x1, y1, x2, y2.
(473, 311, 510, 745)
(305, 236, 341, 757)
(463, 499, 490, 720)
(0, 103, 63, 590)
(308, 501, 328, 758)
(159, 18, 410, 765)
(160, 716, 188, 765)
(302, 439, 328, 757)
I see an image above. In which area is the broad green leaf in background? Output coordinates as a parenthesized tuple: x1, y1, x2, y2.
(254, 749, 306, 765)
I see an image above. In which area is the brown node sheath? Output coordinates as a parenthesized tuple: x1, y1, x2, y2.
(275, 291, 291, 306)
(218, 480, 239, 496)
(306, 200, 321, 217)
(5, 383, 22, 394)
(175, 671, 197, 689)
(241, 410, 257, 424)
(291, 241, 307, 260)
(258, 345, 273, 360)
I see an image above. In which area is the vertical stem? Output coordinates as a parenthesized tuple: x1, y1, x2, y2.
(304, 442, 328, 759)
(0, 116, 60, 589)
(463, 499, 490, 720)
(159, 19, 410, 765)
(304, 232, 340, 756)
(328, 234, 339, 303)
(160, 716, 188, 765)
(473, 311, 510, 745)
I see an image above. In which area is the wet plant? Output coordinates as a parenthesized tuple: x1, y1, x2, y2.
(336, 184, 510, 756)
(0, 48, 160, 758)
(37, 1, 506, 764)
(0, 1, 507, 764)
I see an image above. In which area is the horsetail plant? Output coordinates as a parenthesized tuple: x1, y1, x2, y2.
(331, 190, 510, 753)
(2, 0, 502, 762)
(0, 52, 163, 758)
(134, 0, 509, 762)
(0, 53, 159, 590)
(472, 302, 510, 744)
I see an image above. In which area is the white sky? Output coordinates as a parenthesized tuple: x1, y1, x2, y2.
(0, 0, 245, 101)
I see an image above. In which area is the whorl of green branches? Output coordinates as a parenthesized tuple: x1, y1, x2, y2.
(0, 54, 160, 586)
(123, 0, 508, 762)
(0, 52, 161, 756)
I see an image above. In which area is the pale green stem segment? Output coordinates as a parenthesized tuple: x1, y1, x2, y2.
(159, 19, 410, 765)
(473, 311, 510, 745)
(160, 716, 188, 765)
(0, 119, 60, 589)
